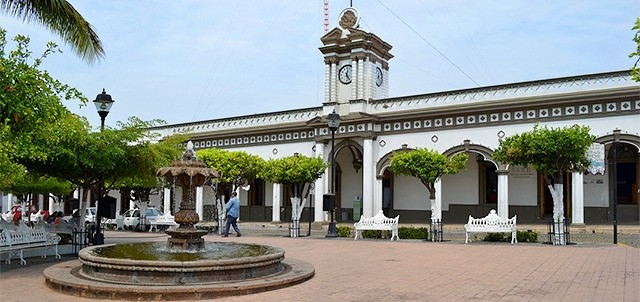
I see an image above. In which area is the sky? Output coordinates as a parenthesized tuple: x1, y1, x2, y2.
(1, 1, 638, 129)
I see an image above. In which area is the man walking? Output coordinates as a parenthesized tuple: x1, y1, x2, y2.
(222, 192, 241, 237)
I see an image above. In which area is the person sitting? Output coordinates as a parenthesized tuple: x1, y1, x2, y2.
(54, 212, 63, 225)
(48, 211, 58, 224)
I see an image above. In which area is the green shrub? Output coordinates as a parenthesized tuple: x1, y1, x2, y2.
(483, 232, 510, 242)
(58, 233, 72, 245)
(195, 225, 217, 233)
(517, 230, 538, 243)
(337, 226, 351, 237)
(354, 227, 429, 240)
(482, 230, 538, 243)
(362, 230, 392, 239)
(398, 227, 428, 239)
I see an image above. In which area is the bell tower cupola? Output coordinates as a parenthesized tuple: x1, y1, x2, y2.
(319, 7, 393, 113)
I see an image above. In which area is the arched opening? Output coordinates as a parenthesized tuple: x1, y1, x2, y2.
(611, 143, 638, 206)
(477, 154, 498, 205)
(382, 169, 394, 216)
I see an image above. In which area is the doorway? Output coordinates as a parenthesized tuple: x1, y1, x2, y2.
(382, 169, 394, 216)
(539, 173, 572, 220)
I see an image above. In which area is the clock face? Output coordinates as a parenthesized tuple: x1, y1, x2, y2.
(338, 65, 352, 84)
(375, 67, 383, 87)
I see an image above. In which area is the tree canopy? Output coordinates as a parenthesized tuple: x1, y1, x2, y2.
(389, 148, 467, 199)
(630, 18, 640, 82)
(197, 148, 265, 197)
(261, 154, 326, 198)
(0, 28, 86, 188)
(492, 124, 594, 186)
(1, 0, 104, 63)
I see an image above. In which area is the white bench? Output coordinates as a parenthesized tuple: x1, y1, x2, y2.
(464, 209, 517, 244)
(0, 222, 61, 265)
(354, 210, 399, 241)
(149, 214, 178, 232)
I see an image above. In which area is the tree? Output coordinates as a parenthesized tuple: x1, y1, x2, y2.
(19, 115, 171, 226)
(631, 18, 640, 82)
(198, 148, 265, 195)
(1, 0, 104, 63)
(261, 154, 326, 237)
(493, 124, 594, 244)
(7, 173, 72, 222)
(198, 148, 265, 224)
(388, 148, 467, 221)
(111, 125, 186, 216)
(0, 29, 86, 188)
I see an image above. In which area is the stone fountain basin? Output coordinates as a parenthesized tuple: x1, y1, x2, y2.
(78, 242, 285, 285)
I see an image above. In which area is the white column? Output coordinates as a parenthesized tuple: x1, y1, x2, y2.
(351, 57, 357, 100)
(571, 171, 585, 225)
(330, 62, 337, 103)
(114, 193, 121, 215)
(373, 177, 383, 215)
(324, 62, 331, 103)
(272, 183, 281, 223)
(48, 195, 54, 213)
(196, 186, 204, 220)
(497, 170, 509, 219)
(314, 142, 326, 223)
(37, 194, 44, 212)
(434, 179, 442, 220)
(365, 58, 371, 100)
(382, 68, 389, 98)
(362, 138, 374, 217)
(1, 193, 8, 212)
(163, 188, 171, 215)
(357, 56, 365, 99)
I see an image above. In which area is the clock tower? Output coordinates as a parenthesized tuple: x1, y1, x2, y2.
(319, 7, 393, 113)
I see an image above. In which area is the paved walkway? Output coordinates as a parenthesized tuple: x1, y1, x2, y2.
(0, 227, 638, 301)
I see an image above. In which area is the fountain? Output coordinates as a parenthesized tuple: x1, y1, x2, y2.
(43, 142, 314, 300)
(156, 142, 216, 250)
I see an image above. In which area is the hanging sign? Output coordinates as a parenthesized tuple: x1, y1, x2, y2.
(586, 143, 605, 174)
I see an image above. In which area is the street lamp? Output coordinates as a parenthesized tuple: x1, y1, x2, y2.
(93, 88, 114, 130)
(325, 109, 341, 237)
(92, 89, 114, 245)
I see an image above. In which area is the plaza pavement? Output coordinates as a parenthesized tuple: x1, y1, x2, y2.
(0, 223, 638, 302)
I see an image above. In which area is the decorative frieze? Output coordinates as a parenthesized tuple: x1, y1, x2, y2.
(378, 99, 638, 134)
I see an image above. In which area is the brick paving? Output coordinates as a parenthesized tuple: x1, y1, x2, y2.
(0, 226, 638, 302)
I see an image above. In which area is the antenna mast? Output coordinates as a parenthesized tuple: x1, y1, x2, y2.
(324, 0, 329, 33)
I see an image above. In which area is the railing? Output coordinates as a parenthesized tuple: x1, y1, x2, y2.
(289, 219, 301, 238)
(547, 217, 571, 245)
(430, 219, 443, 242)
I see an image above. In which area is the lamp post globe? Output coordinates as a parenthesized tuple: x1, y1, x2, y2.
(325, 110, 341, 237)
(92, 89, 114, 245)
(93, 88, 114, 130)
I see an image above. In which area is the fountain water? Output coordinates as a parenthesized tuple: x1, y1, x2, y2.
(43, 142, 314, 300)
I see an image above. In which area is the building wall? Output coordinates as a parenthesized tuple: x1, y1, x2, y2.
(508, 165, 538, 206)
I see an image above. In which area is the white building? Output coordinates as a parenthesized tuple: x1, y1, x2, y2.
(140, 8, 639, 226)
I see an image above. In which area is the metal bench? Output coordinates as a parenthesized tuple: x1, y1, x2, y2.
(0, 222, 61, 265)
(464, 209, 517, 244)
(149, 214, 178, 232)
(354, 210, 399, 241)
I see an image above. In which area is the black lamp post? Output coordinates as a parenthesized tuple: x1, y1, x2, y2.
(325, 109, 341, 237)
(94, 88, 114, 130)
(92, 89, 114, 245)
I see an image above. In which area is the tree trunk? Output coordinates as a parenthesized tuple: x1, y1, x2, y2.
(547, 183, 565, 245)
(289, 197, 306, 238)
(424, 182, 437, 221)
